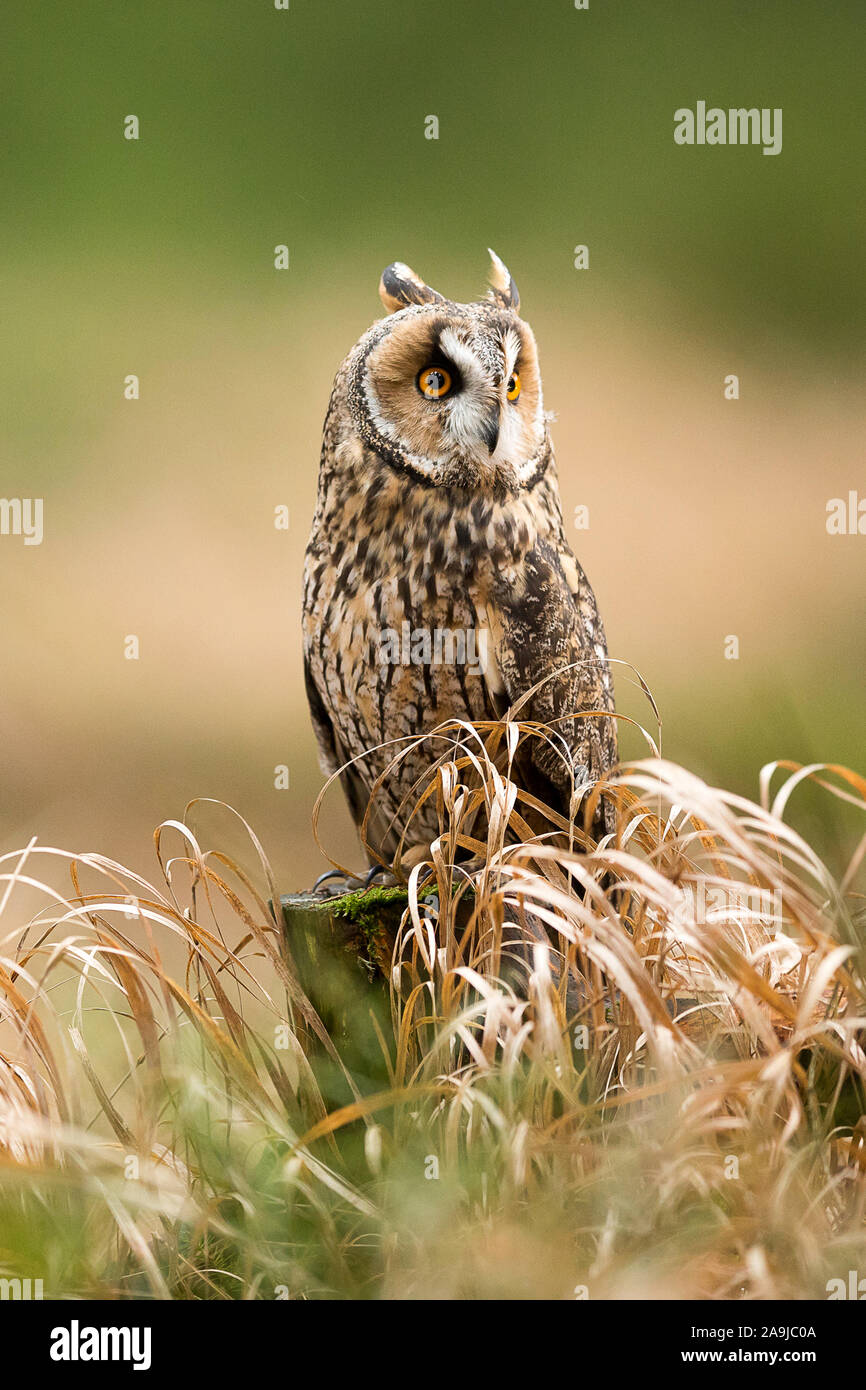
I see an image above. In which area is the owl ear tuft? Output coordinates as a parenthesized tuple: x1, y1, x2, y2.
(486, 249, 519, 312)
(378, 262, 446, 314)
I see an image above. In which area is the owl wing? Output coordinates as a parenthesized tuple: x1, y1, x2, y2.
(475, 536, 617, 834)
(304, 652, 406, 865)
(304, 652, 370, 833)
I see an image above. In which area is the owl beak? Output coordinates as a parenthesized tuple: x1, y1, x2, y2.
(481, 405, 500, 455)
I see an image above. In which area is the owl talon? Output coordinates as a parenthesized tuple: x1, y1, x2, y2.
(362, 864, 396, 890)
(311, 865, 397, 898)
(311, 869, 364, 898)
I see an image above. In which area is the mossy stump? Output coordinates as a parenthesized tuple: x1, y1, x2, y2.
(278, 883, 474, 1070)
(277, 887, 406, 1096)
(279, 884, 414, 984)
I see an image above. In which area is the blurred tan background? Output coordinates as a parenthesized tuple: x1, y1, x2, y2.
(2, 1, 864, 889)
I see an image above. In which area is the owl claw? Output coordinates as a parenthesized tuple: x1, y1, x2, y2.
(362, 864, 396, 890)
(311, 865, 396, 898)
(311, 869, 364, 897)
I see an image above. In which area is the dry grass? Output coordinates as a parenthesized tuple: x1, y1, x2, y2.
(0, 720, 864, 1300)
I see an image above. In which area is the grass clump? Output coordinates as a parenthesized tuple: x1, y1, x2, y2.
(0, 725, 864, 1299)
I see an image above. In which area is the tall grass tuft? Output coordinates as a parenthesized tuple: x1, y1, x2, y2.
(0, 729, 864, 1299)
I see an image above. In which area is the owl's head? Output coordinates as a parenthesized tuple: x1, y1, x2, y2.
(344, 251, 548, 491)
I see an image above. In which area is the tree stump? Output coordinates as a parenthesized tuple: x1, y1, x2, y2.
(277, 885, 424, 1087)
(278, 884, 416, 982)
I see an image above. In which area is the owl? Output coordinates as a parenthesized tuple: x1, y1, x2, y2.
(303, 251, 617, 866)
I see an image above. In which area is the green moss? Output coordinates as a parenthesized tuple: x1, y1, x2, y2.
(329, 882, 410, 922)
(329, 884, 435, 956)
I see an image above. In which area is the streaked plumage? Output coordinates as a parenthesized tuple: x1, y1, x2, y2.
(303, 253, 616, 862)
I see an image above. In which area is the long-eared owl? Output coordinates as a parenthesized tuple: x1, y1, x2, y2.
(303, 252, 616, 863)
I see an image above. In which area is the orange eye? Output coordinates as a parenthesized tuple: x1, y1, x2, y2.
(506, 371, 521, 402)
(418, 365, 453, 399)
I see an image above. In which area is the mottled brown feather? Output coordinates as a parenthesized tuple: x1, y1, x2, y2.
(303, 261, 617, 861)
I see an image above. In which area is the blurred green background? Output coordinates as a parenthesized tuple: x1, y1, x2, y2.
(2, 0, 864, 887)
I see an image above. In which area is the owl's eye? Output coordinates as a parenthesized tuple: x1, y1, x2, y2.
(506, 372, 521, 402)
(417, 366, 453, 400)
